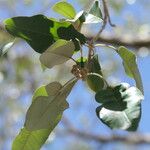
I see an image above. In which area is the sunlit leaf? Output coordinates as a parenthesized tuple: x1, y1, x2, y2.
(118, 46, 143, 94)
(40, 40, 75, 69)
(52, 1, 76, 19)
(96, 83, 144, 131)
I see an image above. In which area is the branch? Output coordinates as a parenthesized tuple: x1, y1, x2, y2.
(87, 35, 150, 49)
(66, 128, 150, 144)
(93, 0, 116, 42)
(62, 117, 150, 145)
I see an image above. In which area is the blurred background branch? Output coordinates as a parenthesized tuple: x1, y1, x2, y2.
(0, 0, 150, 150)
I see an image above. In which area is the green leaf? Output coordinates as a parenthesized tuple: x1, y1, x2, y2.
(96, 83, 144, 131)
(4, 15, 86, 53)
(4, 15, 55, 53)
(95, 83, 130, 104)
(32, 86, 48, 101)
(40, 40, 75, 69)
(12, 127, 56, 150)
(86, 73, 105, 92)
(89, 0, 102, 19)
(118, 46, 143, 94)
(76, 57, 88, 68)
(89, 54, 103, 75)
(12, 79, 77, 150)
(71, 0, 103, 24)
(52, 1, 76, 19)
(25, 79, 77, 130)
(32, 82, 62, 101)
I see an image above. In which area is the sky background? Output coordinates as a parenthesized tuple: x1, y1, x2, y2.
(0, 0, 150, 150)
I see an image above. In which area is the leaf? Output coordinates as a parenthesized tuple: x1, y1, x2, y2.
(89, 54, 103, 75)
(40, 40, 75, 69)
(76, 57, 88, 67)
(0, 41, 14, 56)
(12, 127, 56, 150)
(25, 79, 77, 130)
(52, 1, 76, 19)
(89, 0, 102, 19)
(95, 83, 130, 104)
(86, 73, 105, 92)
(32, 82, 62, 101)
(71, 0, 103, 24)
(118, 46, 143, 94)
(12, 79, 77, 150)
(69, 10, 102, 24)
(4, 15, 55, 53)
(4, 15, 86, 53)
(32, 86, 48, 101)
(96, 83, 144, 131)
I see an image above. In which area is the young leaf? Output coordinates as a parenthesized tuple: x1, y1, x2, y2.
(69, 0, 103, 25)
(52, 1, 76, 19)
(4, 15, 86, 53)
(89, 0, 102, 19)
(118, 46, 143, 94)
(96, 83, 144, 131)
(40, 40, 75, 69)
(86, 73, 105, 92)
(25, 79, 77, 130)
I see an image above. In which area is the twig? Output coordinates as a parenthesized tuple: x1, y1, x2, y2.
(93, 0, 116, 42)
(62, 116, 150, 145)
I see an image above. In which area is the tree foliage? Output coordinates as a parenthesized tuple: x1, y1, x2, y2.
(2, 1, 144, 149)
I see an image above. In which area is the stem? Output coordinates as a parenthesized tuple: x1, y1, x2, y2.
(94, 43, 117, 51)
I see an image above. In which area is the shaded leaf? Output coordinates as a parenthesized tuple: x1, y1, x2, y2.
(52, 1, 76, 19)
(40, 40, 75, 69)
(12, 79, 77, 150)
(95, 83, 130, 104)
(86, 73, 105, 92)
(89, 54, 103, 75)
(4, 15, 55, 53)
(96, 83, 144, 131)
(118, 46, 143, 94)
(4, 15, 86, 53)
(25, 79, 77, 130)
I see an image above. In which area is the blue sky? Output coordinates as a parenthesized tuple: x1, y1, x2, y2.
(0, 0, 150, 150)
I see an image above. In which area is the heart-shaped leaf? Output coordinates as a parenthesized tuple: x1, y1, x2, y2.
(96, 83, 144, 131)
(52, 1, 76, 19)
(4, 15, 86, 53)
(40, 40, 75, 69)
(117, 46, 143, 94)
